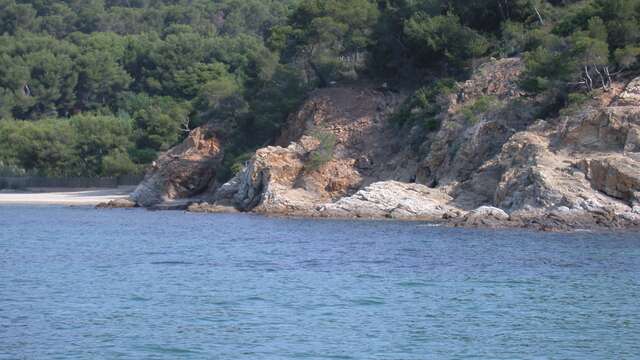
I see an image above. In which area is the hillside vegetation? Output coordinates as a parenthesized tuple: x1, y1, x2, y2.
(1, 0, 639, 177)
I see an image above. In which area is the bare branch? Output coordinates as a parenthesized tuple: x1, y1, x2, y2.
(534, 6, 544, 25)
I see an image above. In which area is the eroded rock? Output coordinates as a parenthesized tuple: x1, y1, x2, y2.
(132, 125, 223, 207)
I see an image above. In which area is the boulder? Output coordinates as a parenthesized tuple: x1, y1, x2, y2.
(457, 206, 510, 228)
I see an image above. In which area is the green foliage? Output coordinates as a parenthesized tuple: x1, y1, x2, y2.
(0, 115, 136, 176)
(404, 13, 489, 71)
(278, 0, 380, 85)
(305, 130, 336, 171)
(70, 115, 134, 176)
(520, 47, 574, 93)
(128, 147, 158, 165)
(3, 0, 640, 178)
(614, 45, 640, 68)
(559, 91, 592, 116)
(0, 118, 77, 176)
(120, 93, 192, 151)
(102, 150, 141, 176)
(460, 96, 499, 124)
(392, 79, 456, 130)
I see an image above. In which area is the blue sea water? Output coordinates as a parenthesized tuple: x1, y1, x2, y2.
(0, 206, 639, 359)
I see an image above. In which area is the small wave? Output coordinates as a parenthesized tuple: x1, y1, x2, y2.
(355, 274, 384, 279)
(416, 223, 442, 227)
(397, 281, 429, 287)
(141, 345, 200, 354)
(350, 298, 385, 306)
(150, 261, 193, 265)
(293, 353, 354, 359)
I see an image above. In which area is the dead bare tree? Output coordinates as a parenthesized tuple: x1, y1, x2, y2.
(592, 64, 609, 90)
(583, 65, 593, 91)
(180, 116, 191, 133)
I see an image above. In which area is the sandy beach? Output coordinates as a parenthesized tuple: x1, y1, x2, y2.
(0, 187, 135, 206)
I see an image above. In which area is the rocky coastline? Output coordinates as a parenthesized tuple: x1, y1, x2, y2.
(113, 58, 640, 232)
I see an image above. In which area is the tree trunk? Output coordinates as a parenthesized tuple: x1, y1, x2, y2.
(584, 65, 593, 91)
(534, 6, 544, 25)
(604, 66, 612, 88)
(592, 65, 607, 90)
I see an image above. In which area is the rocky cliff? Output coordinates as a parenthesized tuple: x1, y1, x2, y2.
(133, 58, 640, 231)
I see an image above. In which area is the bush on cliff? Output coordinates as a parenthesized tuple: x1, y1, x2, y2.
(306, 130, 337, 172)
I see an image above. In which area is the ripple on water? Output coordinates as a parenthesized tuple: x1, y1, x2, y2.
(350, 297, 386, 306)
(1, 206, 639, 359)
(140, 345, 201, 355)
(150, 261, 194, 265)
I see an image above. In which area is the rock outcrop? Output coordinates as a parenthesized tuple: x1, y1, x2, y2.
(582, 156, 640, 206)
(417, 57, 531, 186)
(131, 125, 223, 207)
(132, 57, 640, 231)
(223, 85, 409, 215)
(317, 181, 460, 220)
(228, 136, 362, 214)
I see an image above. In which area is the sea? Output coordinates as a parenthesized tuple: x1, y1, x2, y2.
(1, 206, 639, 359)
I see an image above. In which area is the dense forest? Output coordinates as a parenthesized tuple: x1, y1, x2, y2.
(1, 0, 639, 178)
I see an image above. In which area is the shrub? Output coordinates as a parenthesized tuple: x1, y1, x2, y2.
(559, 92, 592, 116)
(460, 95, 499, 124)
(392, 79, 456, 130)
(230, 152, 254, 174)
(305, 130, 336, 171)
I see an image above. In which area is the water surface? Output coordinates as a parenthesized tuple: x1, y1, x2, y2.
(1, 206, 639, 359)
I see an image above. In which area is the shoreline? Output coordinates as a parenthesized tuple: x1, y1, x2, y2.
(186, 202, 640, 233)
(0, 186, 135, 206)
(2, 190, 638, 232)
